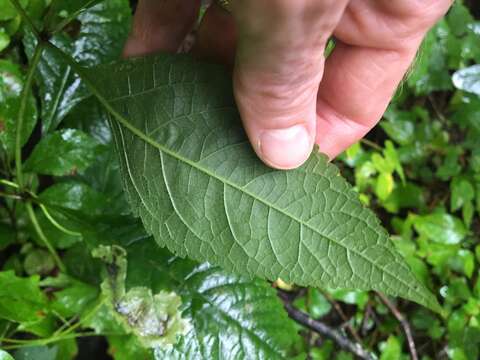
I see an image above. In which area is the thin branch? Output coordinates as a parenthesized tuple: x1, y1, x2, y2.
(282, 301, 374, 360)
(39, 204, 82, 237)
(322, 290, 363, 345)
(361, 138, 383, 152)
(26, 202, 66, 273)
(8, 0, 41, 39)
(428, 95, 448, 124)
(50, 0, 100, 34)
(377, 292, 418, 360)
(14, 43, 44, 188)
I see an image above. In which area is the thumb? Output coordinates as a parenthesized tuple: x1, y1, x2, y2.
(230, 1, 347, 169)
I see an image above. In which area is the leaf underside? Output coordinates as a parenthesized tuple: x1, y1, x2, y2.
(88, 53, 439, 311)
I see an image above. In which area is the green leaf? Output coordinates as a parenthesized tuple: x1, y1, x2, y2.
(14, 346, 58, 360)
(0, 0, 28, 21)
(107, 335, 153, 360)
(414, 213, 467, 245)
(451, 177, 475, 212)
(23, 248, 55, 275)
(380, 111, 415, 146)
(0, 29, 10, 52)
(376, 172, 394, 201)
(39, 181, 113, 215)
(0, 223, 16, 250)
(379, 336, 402, 360)
(50, 277, 98, 318)
(24, 129, 100, 176)
(122, 239, 300, 360)
(0, 59, 37, 156)
(382, 183, 425, 214)
(0, 271, 47, 325)
(452, 65, 480, 96)
(23, 0, 131, 132)
(89, 53, 438, 310)
(0, 350, 14, 360)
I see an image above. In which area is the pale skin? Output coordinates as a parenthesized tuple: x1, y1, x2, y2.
(124, 0, 453, 169)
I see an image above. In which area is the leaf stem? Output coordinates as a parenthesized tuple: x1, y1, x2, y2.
(8, 0, 41, 39)
(39, 204, 82, 237)
(360, 138, 383, 152)
(50, 0, 100, 34)
(0, 179, 20, 189)
(15, 43, 44, 189)
(26, 202, 66, 273)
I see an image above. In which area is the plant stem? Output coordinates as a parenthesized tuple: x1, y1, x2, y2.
(50, 0, 99, 34)
(0, 179, 20, 189)
(39, 204, 82, 237)
(360, 138, 383, 152)
(282, 300, 374, 360)
(15, 43, 44, 189)
(377, 292, 418, 360)
(8, 0, 41, 39)
(26, 202, 66, 273)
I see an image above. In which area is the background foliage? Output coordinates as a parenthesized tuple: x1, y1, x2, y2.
(0, 0, 479, 359)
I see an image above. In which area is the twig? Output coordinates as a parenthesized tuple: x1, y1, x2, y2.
(14, 42, 44, 189)
(361, 138, 383, 152)
(428, 95, 447, 124)
(282, 301, 374, 360)
(377, 292, 418, 360)
(322, 290, 363, 345)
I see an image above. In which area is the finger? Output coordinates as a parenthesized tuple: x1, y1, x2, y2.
(123, 0, 200, 57)
(231, 0, 349, 169)
(193, 3, 237, 66)
(315, 0, 452, 159)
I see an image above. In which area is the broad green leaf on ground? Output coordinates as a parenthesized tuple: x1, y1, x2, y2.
(23, 0, 131, 132)
(0, 59, 37, 156)
(452, 65, 480, 96)
(413, 213, 467, 245)
(89, 53, 439, 311)
(24, 129, 101, 176)
(0, 350, 14, 360)
(122, 238, 301, 360)
(0, 271, 47, 325)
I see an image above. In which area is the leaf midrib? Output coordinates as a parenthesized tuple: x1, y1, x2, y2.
(113, 112, 428, 305)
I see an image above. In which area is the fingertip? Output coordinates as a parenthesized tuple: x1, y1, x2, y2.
(257, 124, 314, 170)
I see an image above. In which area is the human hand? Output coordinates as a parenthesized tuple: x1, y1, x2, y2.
(124, 0, 452, 169)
